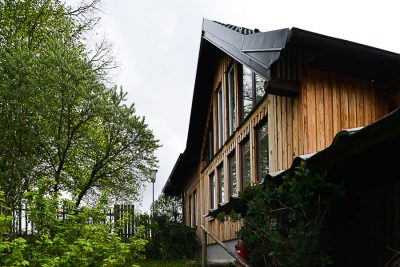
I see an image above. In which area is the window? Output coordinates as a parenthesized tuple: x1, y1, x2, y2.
(257, 120, 269, 181)
(226, 65, 236, 136)
(242, 65, 253, 119)
(188, 194, 192, 227)
(241, 138, 251, 190)
(241, 65, 267, 121)
(193, 191, 198, 226)
(209, 172, 216, 209)
(228, 151, 237, 196)
(204, 115, 214, 165)
(217, 164, 225, 203)
(217, 85, 224, 148)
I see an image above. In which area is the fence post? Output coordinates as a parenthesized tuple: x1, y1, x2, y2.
(201, 227, 207, 267)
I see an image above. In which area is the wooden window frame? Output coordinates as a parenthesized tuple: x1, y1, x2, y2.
(188, 194, 192, 227)
(217, 163, 225, 204)
(204, 110, 214, 165)
(209, 172, 216, 210)
(228, 150, 237, 196)
(226, 64, 235, 136)
(217, 85, 224, 149)
(239, 64, 267, 121)
(240, 137, 251, 191)
(256, 119, 269, 182)
(193, 190, 198, 226)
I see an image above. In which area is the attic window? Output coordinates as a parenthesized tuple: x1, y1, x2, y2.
(241, 65, 266, 121)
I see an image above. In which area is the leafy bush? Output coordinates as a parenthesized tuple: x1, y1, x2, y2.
(143, 194, 199, 260)
(0, 179, 147, 266)
(232, 166, 345, 266)
(147, 214, 198, 260)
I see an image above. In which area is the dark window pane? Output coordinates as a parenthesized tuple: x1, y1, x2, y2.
(194, 191, 197, 226)
(229, 152, 237, 195)
(189, 194, 192, 227)
(227, 66, 235, 135)
(204, 120, 214, 165)
(218, 164, 225, 203)
(242, 65, 253, 120)
(217, 86, 224, 148)
(255, 73, 266, 104)
(257, 121, 269, 181)
(209, 173, 215, 209)
(241, 138, 251, 190)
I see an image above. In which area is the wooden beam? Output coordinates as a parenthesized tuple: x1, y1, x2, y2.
(201, 228, 207, 267)
(266, 79, 299, 97)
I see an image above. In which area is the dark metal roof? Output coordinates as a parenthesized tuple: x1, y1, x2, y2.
(213, 20, 260, 35)
(202, 18, 289, 78)
(163, 19, 400, 197)
(206, 106, 400, 218)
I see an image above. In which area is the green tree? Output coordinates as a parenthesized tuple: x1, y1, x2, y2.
(153, 193, 182, 223)
(0, 0, 159, 208)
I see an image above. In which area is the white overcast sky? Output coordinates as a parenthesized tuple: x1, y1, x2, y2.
(72, 0, 400, 212)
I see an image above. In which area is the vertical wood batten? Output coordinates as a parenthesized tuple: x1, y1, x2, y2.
(286, 97, 293, 167)
(184, 54, 391, 244)
(315, 70, 325, 151)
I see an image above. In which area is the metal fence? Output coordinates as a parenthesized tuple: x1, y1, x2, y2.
(0, 203, 135, 239)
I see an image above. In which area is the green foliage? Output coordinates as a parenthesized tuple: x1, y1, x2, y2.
(234, 166, 345, 267)
(0, 0, 160, 208)
(152, 193, 182, 223)
(0, 179, 148, 266)
(147, 215, 198, 260)
(139, 194, 198, 261)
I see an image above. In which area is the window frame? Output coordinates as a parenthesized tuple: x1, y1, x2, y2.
(217, 85, 224, 149)
(193, 190, 198, 226)
(239, 64, 267, 122)
(209, 172, 216, 210)
(240, 137, 251, 191)
(204, 112, 214, 165)
(256, 119, 269, 182)
(226, 64, 235, 136)
(217, 163, 225, 204)
(188, 194, 192, 227)
(228, 150, 237, 196)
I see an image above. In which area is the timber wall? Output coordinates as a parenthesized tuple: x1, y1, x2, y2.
(183, 54, 390, 243)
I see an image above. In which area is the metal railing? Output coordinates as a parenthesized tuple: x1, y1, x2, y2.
(199, 225, 250, 267)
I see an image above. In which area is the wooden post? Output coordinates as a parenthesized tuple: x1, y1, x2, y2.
(201, 227, 207, 267)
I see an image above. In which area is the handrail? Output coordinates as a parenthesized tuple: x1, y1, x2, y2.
(199, 225, 250, 267)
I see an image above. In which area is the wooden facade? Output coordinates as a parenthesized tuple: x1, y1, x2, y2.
(182, 52, 390, 243)
(163, 21, 400, 253)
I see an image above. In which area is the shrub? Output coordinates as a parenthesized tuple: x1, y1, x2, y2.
(146, 214, 199, 260)
(232, 166, 345, 266)
(0, 178, 147, 266)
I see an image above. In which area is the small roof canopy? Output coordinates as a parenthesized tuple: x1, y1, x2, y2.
(205, 106, 400, 218)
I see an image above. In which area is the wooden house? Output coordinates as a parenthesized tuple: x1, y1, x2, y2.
(163, 19, 400, 264)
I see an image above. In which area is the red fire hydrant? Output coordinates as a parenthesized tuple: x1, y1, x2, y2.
(235, 239, 247, 263)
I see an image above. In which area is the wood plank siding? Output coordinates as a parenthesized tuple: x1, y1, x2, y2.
(183, 52, 390, 242)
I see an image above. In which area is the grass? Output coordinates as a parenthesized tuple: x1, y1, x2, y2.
(135, 259, 195, 267)
(135, 259, 236, 267)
